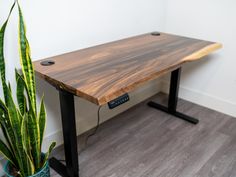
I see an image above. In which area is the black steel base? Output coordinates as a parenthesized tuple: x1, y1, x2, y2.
(147, 101, 199, 124)
(148, 67, 199, 125)
(49, 90, 79, 177)
(50, 157, 69, 177)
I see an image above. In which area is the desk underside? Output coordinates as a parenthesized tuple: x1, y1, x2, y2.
(33, 32, 221, 105)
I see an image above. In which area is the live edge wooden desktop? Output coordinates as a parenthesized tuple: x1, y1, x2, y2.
(33, 32, 222, 177)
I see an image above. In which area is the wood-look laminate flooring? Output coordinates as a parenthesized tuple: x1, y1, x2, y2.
(51, 93, 236, 177)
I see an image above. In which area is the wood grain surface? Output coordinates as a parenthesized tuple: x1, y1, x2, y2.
(33, 32, 222, 105)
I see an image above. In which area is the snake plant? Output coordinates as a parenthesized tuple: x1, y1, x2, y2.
(0, 1, 56, 176)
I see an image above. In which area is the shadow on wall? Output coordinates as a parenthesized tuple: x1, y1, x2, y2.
(181, 53, 223, 89)
(183, 54, 222, 76)
(156, 53, 223, 98)
(160, 54, 220, 85)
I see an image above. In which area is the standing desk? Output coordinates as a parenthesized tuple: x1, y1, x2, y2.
(33, 32, 222, 177)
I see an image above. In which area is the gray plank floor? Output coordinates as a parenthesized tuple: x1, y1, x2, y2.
(51, 93, 236, 177)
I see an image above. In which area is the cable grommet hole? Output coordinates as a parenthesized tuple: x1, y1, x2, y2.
(40, 60, 55, 66)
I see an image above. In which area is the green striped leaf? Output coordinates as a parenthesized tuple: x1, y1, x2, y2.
(28, 113, 41, 171)
(0, 116, 15, 161)
(28, 114, 41, 171)
(38, 97, 46, 149)
(0, 139, 15, 166)
(21, 113, 35, 175)
(0, 100, 18, 167)
(18, 4, 36, 114)
(14, 71, 40, 172)
(15, 69, 27, 115)
(0, 2, 16, 102)
(21, 114, 31, 157)
(3, 81, 29, 176)
(42, 142, 56, 167)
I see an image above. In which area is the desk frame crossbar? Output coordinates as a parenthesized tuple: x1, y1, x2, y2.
(148, 67, 199, 124)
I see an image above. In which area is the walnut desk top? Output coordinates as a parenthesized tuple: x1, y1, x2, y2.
(33, 32, 222, 105)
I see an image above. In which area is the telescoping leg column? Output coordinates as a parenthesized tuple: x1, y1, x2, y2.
(49, 89, 79, 177)
(148, 67, 199, 124)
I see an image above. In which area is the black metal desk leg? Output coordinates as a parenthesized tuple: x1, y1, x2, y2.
(148, 68, 199, 124)
(49, 90, 79, 177)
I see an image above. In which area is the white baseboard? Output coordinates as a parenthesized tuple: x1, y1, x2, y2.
(162, 80, 236, 118)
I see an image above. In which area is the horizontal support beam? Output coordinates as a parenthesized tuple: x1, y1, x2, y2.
(49, 157, 69, 177)
(148, 101, 199, 124)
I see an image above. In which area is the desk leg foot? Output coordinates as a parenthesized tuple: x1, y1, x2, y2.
(147, 101, 199, 124)
(49, 157, 68, 177)
(148, 67, 199, 125)
(50, 90, 79, 177)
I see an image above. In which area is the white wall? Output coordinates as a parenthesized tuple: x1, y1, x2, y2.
(163, 0, 236, 117)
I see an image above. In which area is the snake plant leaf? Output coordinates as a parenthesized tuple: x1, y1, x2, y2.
(0, 139, 15, 166)
(21, 113, 35, 175)
(3, 81, 30, 176)
(0, 23, 7, 99)
(0, 100, 18, 166)
(15, 69, 27, 115)
(16, 72, 52, 171)
(15, 71, 42, 171)
(21, 114, 32, 158)
(0, 2, 15, 102)
(15, 70, 30, 104)
(42, 142, 56, 167)
(15, 69, 40, 170)
(8, 82, 12, 93)
(38, 97, 46, 149)
(0, 100, 15, 160)
(0, 99, 16, 146)
(18, 4, 37, 114)
(0, 120, 13, 154)
(0, 113, 16, 159)
(25, 154, 35, 176)
(27, 113, 41, 171)
(3, 81, 20, 123)
(0, 99, 8, 113)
